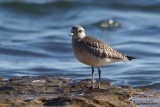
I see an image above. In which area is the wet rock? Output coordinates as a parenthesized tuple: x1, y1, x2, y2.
(93, 19, 121, 31)
(100, 19, 121, 29)
(0, 77, 3, 82)
(0, 76, 160, 107)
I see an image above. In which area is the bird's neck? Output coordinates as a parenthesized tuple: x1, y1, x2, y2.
(72, 34, 86, 41)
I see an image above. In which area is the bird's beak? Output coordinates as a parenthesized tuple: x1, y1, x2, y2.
(69, 32, 74, 36)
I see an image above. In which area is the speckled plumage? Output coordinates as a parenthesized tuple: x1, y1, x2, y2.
(70, 25, 135, 89)
(73, 36, 125, 59)
(72, 35, 128, 67)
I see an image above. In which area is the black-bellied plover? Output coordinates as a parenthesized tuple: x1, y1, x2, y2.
(70, 25, 135, 89)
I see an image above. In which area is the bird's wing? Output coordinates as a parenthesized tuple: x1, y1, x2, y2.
(80, 36, 126, 59)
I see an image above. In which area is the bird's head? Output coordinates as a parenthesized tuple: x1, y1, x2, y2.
(70, 25, 86, 39)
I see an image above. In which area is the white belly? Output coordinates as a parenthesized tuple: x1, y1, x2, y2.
(73, 50, 121, 67)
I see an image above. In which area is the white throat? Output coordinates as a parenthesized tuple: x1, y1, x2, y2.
(79, 33, 86, 39)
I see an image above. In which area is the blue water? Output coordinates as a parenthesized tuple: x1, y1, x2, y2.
(0, 0, 160, 89)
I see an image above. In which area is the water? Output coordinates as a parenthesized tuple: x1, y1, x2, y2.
(0, 0, 160, 89)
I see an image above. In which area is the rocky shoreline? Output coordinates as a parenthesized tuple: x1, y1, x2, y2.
(0, 76, 160, 107)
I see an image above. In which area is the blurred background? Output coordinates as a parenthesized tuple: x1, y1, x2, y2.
(0, 0, 160, 89)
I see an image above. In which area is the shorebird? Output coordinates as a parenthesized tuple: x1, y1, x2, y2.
(70, 25, 135, 89)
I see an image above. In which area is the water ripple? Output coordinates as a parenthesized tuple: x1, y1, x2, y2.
(0, 0, 160, 90)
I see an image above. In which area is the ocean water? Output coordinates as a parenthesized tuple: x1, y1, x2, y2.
(0, 0, 160, 89)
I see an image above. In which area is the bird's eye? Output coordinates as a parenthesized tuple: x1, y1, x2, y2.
(79, 30, 82, 33)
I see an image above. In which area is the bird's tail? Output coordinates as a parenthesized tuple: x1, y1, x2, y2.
(126, 56, 136, 61)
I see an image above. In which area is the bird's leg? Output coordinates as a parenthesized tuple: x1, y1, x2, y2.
(97, 67, 101, 89)
(91, 66, 94, 89)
